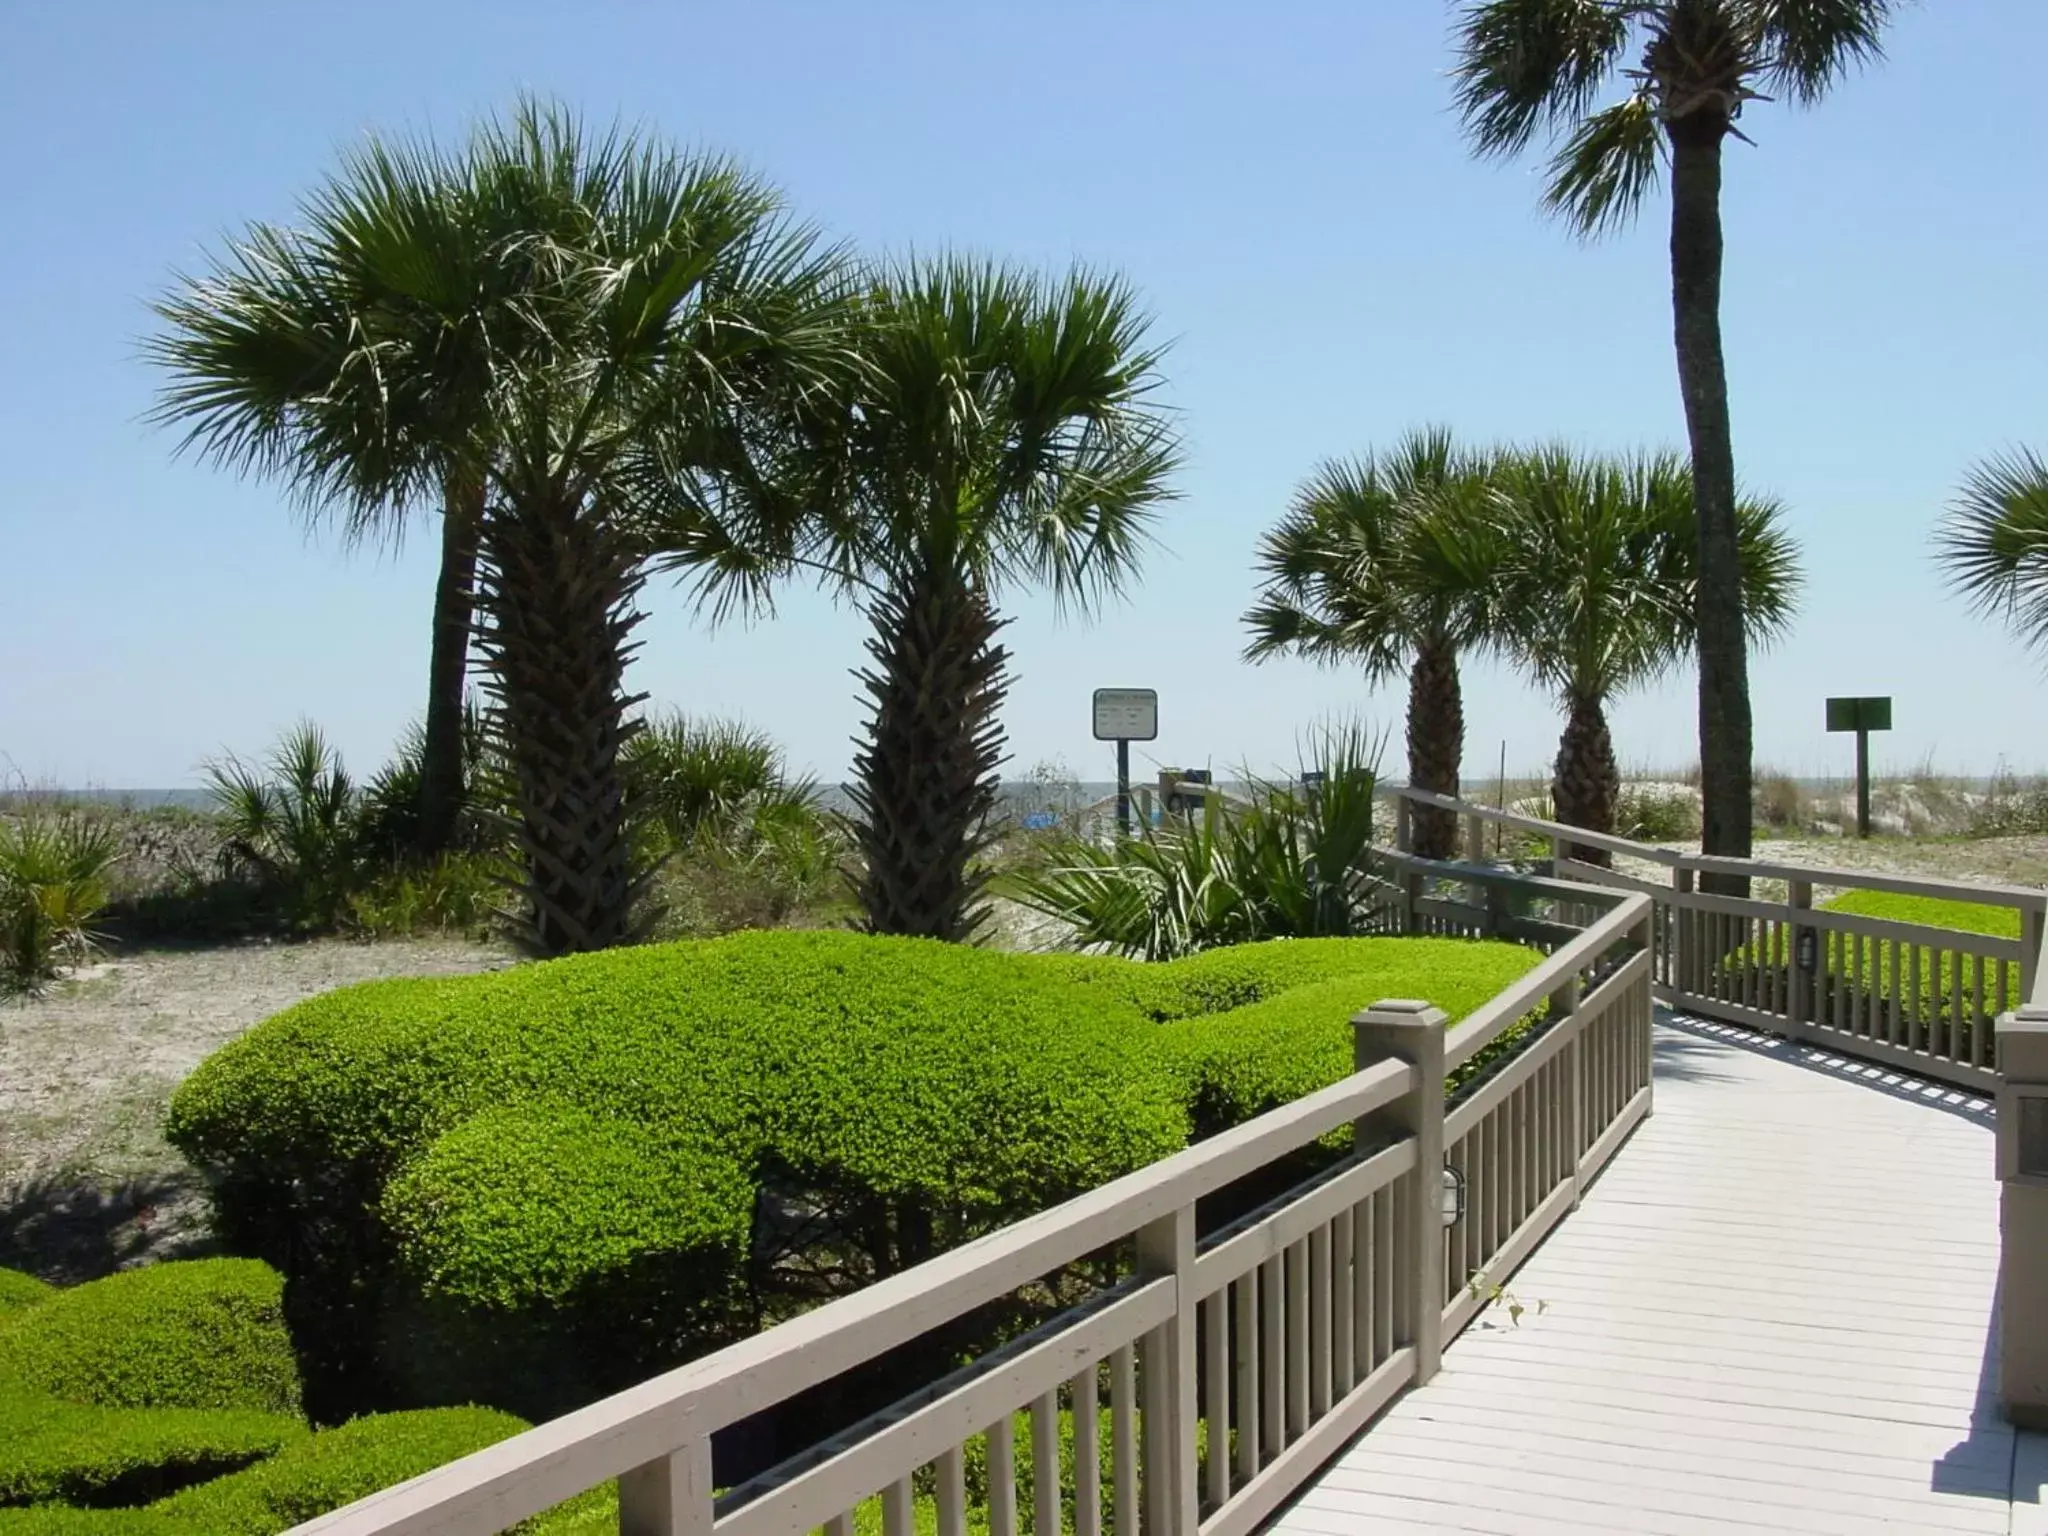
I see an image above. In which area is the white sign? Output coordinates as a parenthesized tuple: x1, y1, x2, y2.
(1092, 688, 1158, 742)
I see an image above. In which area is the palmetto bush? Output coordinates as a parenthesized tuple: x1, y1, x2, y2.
(0, 812, 122, 996)
(1008, 724, 1390, 960)
(203, 723, 370, 933)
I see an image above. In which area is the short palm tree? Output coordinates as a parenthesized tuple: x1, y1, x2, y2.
(155, 102, 853, 955)
(1243, 428, 1505, 860)
(1489, 447, 1800, 859)
(804, 258, 1180, 943)
(1935, 449, 2048, 653)
(1452, 0, 1894, 872)
(151, 135, 498, 864)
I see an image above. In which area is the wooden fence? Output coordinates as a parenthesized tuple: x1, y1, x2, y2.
(288, 888, 1654, 1536)
(1388, 785, 2048, 1094)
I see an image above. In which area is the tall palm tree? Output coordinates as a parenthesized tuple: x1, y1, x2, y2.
(156, 102, 854, 955)
(1490, 446, 1801, 860)
(1452, 0, 1894, 880)
(151, 136, 495, 863)
(801, 258, 1180, 943)
(1243, 428, 1506, 860)
(1935, 449, 2048, 653)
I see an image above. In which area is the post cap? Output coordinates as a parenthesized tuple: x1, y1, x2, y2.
(1352, 998, 1448, 1030)
(2003, 1007, 2048, 1034)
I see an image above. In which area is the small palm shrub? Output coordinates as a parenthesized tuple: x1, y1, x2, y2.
(0, 813, 121, 996)
(353, 702, 513, 863)
(1007, 724, 1389, 960)
(203, 723, 366, 932)
(1614, 783, 1699, 843)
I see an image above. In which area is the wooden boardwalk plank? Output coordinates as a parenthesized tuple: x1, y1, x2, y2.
(1267, 1013, 2023, 1534)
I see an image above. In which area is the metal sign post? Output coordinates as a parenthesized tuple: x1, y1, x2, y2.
(1092, 688, 1159, 839)
(1824, 696, 1893, 838)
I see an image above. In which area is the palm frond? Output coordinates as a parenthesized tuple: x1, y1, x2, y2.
(1543, 90, 1662, 236)
(1453, 0, 1635, 159)
(1935, 448, 2048, 654)
(1752, 0, 1894, 104)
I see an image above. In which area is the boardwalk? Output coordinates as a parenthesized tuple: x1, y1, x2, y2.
(1271, 1013, 2048, 1535)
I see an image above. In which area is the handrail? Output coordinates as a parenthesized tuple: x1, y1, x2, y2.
(1389, 783, 2048, 912)
(1444, 893, 1652, 1071)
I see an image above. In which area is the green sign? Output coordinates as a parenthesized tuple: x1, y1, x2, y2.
(1825, 696, 1892, 733)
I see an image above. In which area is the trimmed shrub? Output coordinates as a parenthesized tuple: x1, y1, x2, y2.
(0, 1389, 302, 1509)
(168, 928, 1541, 1422)
(1158, 941, 1541, 1134)
(0, 1271, 52, 1318)
(0, 1407, 608, 1534)
(0, 1259, 299, 1416)
(0, 1260, 307, 1510)
(1821, 889, 2020, 940)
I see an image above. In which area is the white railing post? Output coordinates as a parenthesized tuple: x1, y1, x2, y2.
(1997, 1007, 2048, 1428)
(1464, 811, 1486, 865)
(1135, 1205, 1196, 1536)
(1353, 999, 1448, 1385)
(1672, 866, 1695, 996)
(618, 1437, 715, 1536)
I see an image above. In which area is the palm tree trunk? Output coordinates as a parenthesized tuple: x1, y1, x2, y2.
(1669, 111, 1752, 896)
(415, 476, 483, 860)
(1404, 634, 1463, 861)
(473, 494, 651, 956)
(1552, 690, 1619, 868)
(848, 558, 1010, 942)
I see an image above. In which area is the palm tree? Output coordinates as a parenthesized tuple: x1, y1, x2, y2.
(155, 102, 854, 955)
(1935, 449, 2048, 653)
(151, 135, 496, 864)
(1243, 428, 1505, 860)
(802, 258, 1180, 942)
(1489, 446, 1801, 860)
(1452, 0, 1894, 879)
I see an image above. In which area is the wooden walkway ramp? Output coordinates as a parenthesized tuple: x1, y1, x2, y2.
(1271, 1013, 2047, 1535)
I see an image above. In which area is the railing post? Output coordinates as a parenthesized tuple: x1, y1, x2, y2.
(618, 1436, 715, 1536)
(1673, 866, 1695, 997)
(1997, 1007, 2048, 1429)
(1353, 999, 1448, 1386)
(1135, 1205, 1196, 1536)
(2021, 901, 2048, 1008)
(1464, 811, 1486, 865)
(1550, 976, 1584, 1207)
(1789, 879, 1815, 1031)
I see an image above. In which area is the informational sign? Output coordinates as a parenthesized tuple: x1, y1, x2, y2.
(1824, 695, 1893, 839)
(1092, 688, 1159, 743)
(1825, 696, 1893, 734)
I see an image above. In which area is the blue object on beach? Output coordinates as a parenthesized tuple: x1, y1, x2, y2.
(1021, 810, 1058, 830)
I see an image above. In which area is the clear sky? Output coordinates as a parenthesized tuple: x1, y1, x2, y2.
(4, 1, 2044, 792)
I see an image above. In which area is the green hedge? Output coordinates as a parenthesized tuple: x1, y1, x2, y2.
(168, 929, 1540, 1421)
(0, 1260, 308, 1509)
(0, 1260, 299, 1416)
(0, 1272, 51, 1318)
(0, 1407, 607, 1534)
(0, 1389, 303, 1508)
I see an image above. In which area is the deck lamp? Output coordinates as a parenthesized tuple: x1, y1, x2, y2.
(1441, 1165, 1465, 1228)
(1796, 929, 1818, 975)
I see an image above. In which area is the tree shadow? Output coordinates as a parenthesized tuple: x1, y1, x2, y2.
(0, 1170, 216, 1283)
(1655, 1009, 1997, 1128)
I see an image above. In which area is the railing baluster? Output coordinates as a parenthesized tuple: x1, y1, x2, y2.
(827, 1512, 855, 1536)
(1032, 1390, 1061, 1536)
(1234, 1274, 1259, 1484)
(883, 1476, 915, 1536)
(988, 1416, 1018, 1536)
(937, 1444, 969, 1536)
(1974, 953, 1989, 1068)
(1330, 1206, 1355, 1396)
(617, 1437, 713, 1536)
(1068, 1370, 1099, 1536)
(1110, 1348, 1137, 1536)
(1258, 1253, 1283, 1459)
(1308, 1225, 1332, 1421)
(1284, 1239, 1309, 1440)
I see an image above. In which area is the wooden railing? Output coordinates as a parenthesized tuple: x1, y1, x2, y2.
(1390, 785, 2048, 1094)
(287, 886, 1654, 1536)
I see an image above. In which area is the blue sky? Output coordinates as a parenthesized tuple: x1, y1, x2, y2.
(3, 1, 2044, 791)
